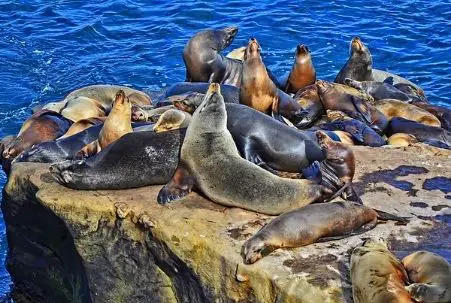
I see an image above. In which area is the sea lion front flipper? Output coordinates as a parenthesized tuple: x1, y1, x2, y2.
(344, 125, 364, 144)
(343, 185, 363, 204)
(243, 147, 279, 175)
(351, 96, 372, 124)
(301, 161, 322, 184)
(383, 76, 394, 85)
(75, 140, 98, 159)
(157, 164, 195, 205)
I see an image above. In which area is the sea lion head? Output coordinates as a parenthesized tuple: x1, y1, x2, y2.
(194, 83, 226, 132)
(191, 26, 238, 52)
(349, 37, 372, 64)
(244, 38, 261, 61)
(112, 90, 131, 111)
(131, 105, 148, 121)
(295, 44, 311, 62)
(316, 79, 333, 95)
(172, 92, 205, 114)
(153, 109, 189, 133)
(241, 235, 268, 264)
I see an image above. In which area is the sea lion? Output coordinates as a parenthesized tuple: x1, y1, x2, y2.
(131, 105, 176, 123)
(303, 131, 360, 202)
(394, 83, 428, 103)
(402, 251, 451, 303)
(292, 84, 324, 128)
(411, 102, 451, 131)
(240, 38, 278, 113)
(316, 80, 388, 133)
(315, 110, 386, 147)
(351, 238, 414, 303)
(16, 122, 153, 164)
(387, 133, 418, 147)
(375, 99, 441, 127)
(60, 116, 106, 138)
(335, 37, 421, 89)
(165, 82, 240, 103)
(226, 46, 246, 60)
(158, 83, 325, 215)
(76, 90, 132, 158)
(387, 117, 451, 149)
(2, 110, 72, 160)
(344, 78, 420, 102)
(242, 202, 407, 264)
(284, 44, 316, 94)
(49, 129, 185, 190)
(183, 26, 242, 86)
(59, 96, 107, 122)
(153, 109, 192, 133)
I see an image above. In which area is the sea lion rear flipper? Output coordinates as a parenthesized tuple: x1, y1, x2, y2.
(157, 165, 195, 205)
(301, 161, 322, 184)
(243, 148, 279, 175)
(374, 209, 410, 224)
(383, 76, 394, 85)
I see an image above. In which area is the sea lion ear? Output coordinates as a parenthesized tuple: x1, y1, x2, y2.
(157, 164, 195, 205)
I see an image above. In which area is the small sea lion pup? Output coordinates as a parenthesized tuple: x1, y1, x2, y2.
(158, 83, 325, 215)
(302, 131, 360, 202)
(2, 110, 72, 160)
(183, 26, 242, 86)
(242, 202, 408, 264)
(153, 109, 191, 133)
(402, 251, 451, 303)
(351, 238, 415, 303)
(375, 99, 441, 127)
(284, 44, 316, 94)
(240, 38, 278, 113)
(76, 90, 132, 158)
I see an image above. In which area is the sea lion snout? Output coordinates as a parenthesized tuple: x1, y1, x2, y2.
(351, 36, 363, 52)
(242, 238, 265, 264)
(296, 44, 309, 54)
(244, 38, 261, 60)
(114, 90, 129, 105)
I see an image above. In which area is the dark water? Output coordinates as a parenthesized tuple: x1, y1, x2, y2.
(0, 0, 450, 298)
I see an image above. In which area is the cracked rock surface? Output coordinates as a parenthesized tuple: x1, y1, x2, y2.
(2, 144, 450, 302)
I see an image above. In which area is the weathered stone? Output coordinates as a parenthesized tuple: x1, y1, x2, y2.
(2, 144, 450, 302)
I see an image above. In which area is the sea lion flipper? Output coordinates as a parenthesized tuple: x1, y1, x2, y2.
(374, 209, 410, 224)
(383, 76, 394, 85)
(75, 140, 98, 159)
(157, 165, 195, 205)
(343, 185, 363, 204)
(301, 161, 322, 184)
(351, 96, 372, 124)
(344, 125, 364, 143)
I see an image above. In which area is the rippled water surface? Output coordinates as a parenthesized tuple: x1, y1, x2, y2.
(0, 0, 450, 298)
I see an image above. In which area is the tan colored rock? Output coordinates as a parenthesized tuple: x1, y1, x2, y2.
(2, 144, 450, 302)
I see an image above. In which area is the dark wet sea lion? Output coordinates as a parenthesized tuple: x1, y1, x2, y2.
(158, 83, 325, 215)
(284, 44, 316, 94)
(351, 238, 415, 303)
(402, 251, 451, 303)
(411, 101, 451, 131)
(344, 78, 419, 102)
(49, 129, 185, 190)
(2, 110, 72, 160)
(293, 84, 324, 128)
(183, 26, 242, 86)
(387, 117, 451, 149)
(242, 202, 407, 264)
(375, 99, 441, 127)
(315, 110, 386, 147)
(394, 83, 428, 103)
(240, 38, 278, 113)
(76, 90, 133, 158)
(316, 80, 388, 133)
(15, 123, 154, 164)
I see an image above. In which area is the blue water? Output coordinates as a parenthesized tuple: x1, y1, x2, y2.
(0, 0, 450, 299)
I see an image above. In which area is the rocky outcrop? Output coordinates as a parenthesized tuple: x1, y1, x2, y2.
(2, 144, 450, 302)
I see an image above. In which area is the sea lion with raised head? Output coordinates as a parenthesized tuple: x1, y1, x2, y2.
(284, 44, 316, 94)
(402, 251, 451, 303)
(158, 83, 326, 215)
(2, 110, 72, 160)
(76, 90, 133, 158)
(351, 238, 415, 303)
(242, 202, 407, 264)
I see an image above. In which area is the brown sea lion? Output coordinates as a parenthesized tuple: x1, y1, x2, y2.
(387, 133, 418, 147)
(375, 99, 441, 127)
(2, 110, 72, 160)
(60, 116, 106, 138)
(240, 38, 278, 113)
(242, 203, 407, 264)
(158, 83, 326, 215)
(411, 101, 451, 131)
(293, 84, 324, 128)
(153, 109, 192, 133)
(285, 44, 316, 94)
(402, 251, 451, 303)
(351, 238, 415, 303)
(60, 96, 107, 122)
(76, 90, 132, 158)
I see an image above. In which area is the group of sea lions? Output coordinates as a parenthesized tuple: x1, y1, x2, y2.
(1, 26, 450, 302)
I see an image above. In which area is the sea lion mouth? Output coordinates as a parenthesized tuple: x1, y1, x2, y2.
(244, 38, 261, 60)
(351, 37, 363, 53)
(296, 44, 309, 55)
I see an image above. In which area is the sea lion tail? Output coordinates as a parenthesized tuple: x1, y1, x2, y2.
(374, 209, 409, 224)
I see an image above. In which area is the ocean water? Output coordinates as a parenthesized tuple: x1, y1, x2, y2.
(0, 0, 450, 299)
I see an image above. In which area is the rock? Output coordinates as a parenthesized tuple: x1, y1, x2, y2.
(2, 145, 450, 302)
